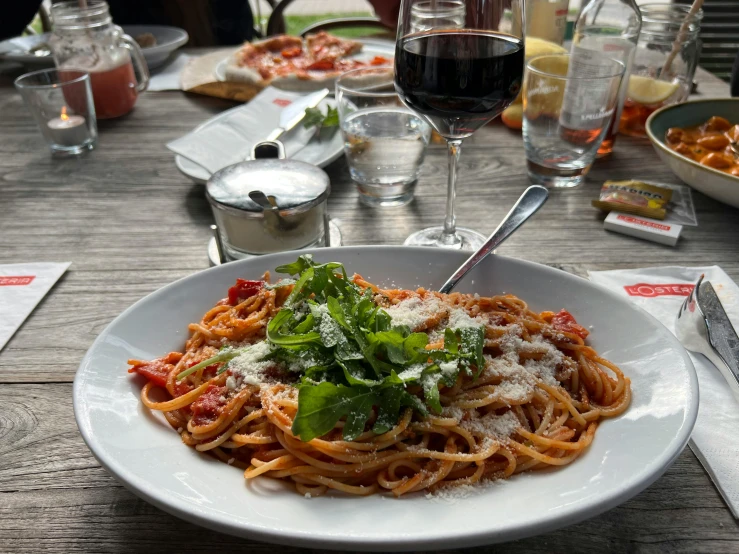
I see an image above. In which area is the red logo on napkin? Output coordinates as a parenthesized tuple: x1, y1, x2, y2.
(0, 276, 36, 286)
(273, 98, 291, 107)
(624, 283, 694, 297)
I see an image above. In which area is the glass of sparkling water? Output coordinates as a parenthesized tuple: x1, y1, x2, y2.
(336, 67, 431, 207)
(523, 54, 625, 188)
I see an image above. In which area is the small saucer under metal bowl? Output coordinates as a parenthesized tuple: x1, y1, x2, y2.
(208, 220, 343, 266)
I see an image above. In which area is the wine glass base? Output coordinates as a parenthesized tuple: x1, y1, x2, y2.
(404, 226, 486, 251)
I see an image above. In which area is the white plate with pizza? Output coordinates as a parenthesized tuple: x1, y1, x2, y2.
(214, 32, 395, 92)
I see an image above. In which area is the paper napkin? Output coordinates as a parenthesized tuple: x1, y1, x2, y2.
(148, 52, 192, 91)
(166, 86, 317, 175)
(0, 262, 70, 352)
(589, 266, 739, 518)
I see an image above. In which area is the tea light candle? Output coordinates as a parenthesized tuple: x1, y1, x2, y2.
(47, 108, 88, 146)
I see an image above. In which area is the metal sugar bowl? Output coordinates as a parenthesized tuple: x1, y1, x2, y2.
(206, 141, 339, 262)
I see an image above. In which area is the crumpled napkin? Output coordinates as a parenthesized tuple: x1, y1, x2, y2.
(0, 262, 70, 352)
(166, 86, 317, 175)
(589, 266, 739, 518)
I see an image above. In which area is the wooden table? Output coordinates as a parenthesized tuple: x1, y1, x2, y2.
(1, 55, 738, 552)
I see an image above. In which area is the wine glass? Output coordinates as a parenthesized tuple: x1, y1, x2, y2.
(395, 0, 526, 249)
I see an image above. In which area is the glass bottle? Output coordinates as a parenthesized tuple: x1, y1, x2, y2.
(569, 0, 641, 157)
(48, 1, 149, 120)
(526, 0, 570, 45)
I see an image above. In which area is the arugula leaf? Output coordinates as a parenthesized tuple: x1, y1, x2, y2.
(292, 382, 377, 441)
(276, 254, 315, 276)
(421, 369, 443, 414)
(302, 107, 325, 129)
(267, 308, 322, 346)
(302, 106, 339, 130)
(175, 348, 240, 380)
(262, 255, 489, 442)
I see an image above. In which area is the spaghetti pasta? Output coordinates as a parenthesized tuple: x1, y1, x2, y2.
(129, 257, 630, 498)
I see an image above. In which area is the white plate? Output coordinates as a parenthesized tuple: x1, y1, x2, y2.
(73, 247, 698, 551)
(174, 97, 343, 184)
(122, 25, 189, 70)
(214, 40, 395, 83)
(0, 34, 54, 67)
(0, 25, 188, 70)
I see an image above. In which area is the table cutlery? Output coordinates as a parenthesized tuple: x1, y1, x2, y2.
(439, 185, 549, 293)
(676, 274, 739, 399)
(264, 88, 329, 142)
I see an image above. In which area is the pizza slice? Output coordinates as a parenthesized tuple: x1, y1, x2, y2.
(305, 31, 363, 63)
(224, 32, 388, 93)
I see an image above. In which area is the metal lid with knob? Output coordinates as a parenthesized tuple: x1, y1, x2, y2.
(205, 140, 332, 258)
(205, 140, 330, 215)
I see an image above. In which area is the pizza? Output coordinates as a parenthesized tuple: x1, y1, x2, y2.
(224, 32, 390, 92)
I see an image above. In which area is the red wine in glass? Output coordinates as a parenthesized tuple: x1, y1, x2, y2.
(396, 30, 524, 139)
(394, 9, 525, 250)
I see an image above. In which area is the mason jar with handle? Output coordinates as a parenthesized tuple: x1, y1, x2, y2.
(49, 0, 150, 119)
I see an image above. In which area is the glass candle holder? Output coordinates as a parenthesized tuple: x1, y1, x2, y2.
(15, 69, 97, 156)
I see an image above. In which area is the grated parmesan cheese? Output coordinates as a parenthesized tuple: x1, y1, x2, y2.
(460, 410, 520, 440)
(447, 308, 484, 329)
(438, 360, 458, 377)
(398, 363, 426, 380)
(226, 341, 275, 389)
(385, 295, 446, 331)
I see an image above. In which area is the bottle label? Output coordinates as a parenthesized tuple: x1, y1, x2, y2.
(560, 38, 634, 132)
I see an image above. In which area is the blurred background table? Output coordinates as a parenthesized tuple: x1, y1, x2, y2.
(0, 53, 738, 552)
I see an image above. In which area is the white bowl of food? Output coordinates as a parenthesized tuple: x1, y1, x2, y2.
(646, 98, 739, 209)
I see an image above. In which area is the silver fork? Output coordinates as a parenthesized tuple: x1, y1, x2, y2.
(675, 274, 739, 400)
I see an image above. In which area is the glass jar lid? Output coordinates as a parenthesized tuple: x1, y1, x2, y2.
(206, 158, 330, 215)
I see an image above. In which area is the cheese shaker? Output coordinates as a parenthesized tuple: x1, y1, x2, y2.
(206, 141, 331, 259)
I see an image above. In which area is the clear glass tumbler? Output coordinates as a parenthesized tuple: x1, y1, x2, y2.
(336, 67, 432, 207)
(523, 54, 625, 188)
(15, 68, 97, 156)
(619, 4, 702, 138)
(410, 0, 466, 33)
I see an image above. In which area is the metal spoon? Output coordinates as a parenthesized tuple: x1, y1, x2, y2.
(438, 185, 549, 294)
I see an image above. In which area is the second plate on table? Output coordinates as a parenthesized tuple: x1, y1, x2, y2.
(174, 98, 344, 184)
(0, 25, 188, 70)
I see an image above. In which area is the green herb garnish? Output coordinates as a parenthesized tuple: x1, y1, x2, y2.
(188, 255, 485, 442)
(302, 106, 339, 134)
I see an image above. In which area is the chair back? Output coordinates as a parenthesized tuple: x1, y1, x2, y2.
(677, 0, 739, 81)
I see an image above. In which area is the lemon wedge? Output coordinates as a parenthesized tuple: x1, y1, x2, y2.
(627, 75, 679, 105)
(525, 37, 568, 60)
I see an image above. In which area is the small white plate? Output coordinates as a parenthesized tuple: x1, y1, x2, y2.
(74, 247, 698, 551)
(0, 25, 188, 70)
(214, 39, 395, 83)
(175, 98, 343, 184)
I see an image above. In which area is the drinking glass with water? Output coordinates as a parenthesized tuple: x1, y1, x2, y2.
(336, 67, 431, 207)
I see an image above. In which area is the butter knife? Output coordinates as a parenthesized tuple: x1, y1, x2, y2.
(676, 275, 739, 400)
(265, 88, 330, 142)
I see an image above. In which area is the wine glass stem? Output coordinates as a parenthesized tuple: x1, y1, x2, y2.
(441, 139, 463, 246)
